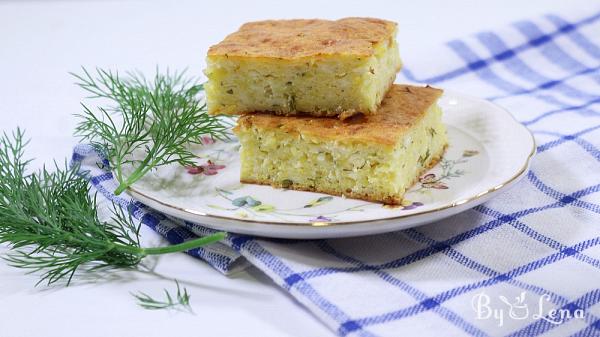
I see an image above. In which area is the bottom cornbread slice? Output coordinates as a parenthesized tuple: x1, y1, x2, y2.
(233, 84, 448, 204)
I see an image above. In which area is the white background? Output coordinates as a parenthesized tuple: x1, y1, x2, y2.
(0, 1, 596, 336)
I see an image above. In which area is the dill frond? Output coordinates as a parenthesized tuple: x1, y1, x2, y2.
(72, 67, 230, 195)
(132, 280, 194, 313)
(0, 129, 226, 286)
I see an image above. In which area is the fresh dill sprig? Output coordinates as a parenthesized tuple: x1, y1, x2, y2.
(132, 280, 194, 313)
(0, 129, 226, 286)
(72, 67, 230, 195)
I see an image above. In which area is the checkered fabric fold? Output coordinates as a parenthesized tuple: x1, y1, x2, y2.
(72, 9, 600, 337)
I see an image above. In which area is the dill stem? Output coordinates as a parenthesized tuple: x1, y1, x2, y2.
(114, 177, 135, 195)
(114, 165, 146, 195)
(140, 232, 226, 256)
(114, 152, 160, 195)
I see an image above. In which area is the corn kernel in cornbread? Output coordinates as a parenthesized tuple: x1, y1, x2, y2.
(205, 18, 402, 119)
(233, 85, 448, 204)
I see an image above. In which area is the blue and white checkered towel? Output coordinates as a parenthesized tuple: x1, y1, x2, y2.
(72, 9, 600, 337)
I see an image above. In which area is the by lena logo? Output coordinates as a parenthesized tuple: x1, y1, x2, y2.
(471, 292, 585, 327)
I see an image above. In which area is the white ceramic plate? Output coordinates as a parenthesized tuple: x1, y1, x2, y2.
(127, 90, 535, 239)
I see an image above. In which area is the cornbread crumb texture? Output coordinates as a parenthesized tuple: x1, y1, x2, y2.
(234, 85, 448, 204)
(235, 85, 444, 146)
(208, 18, 397, 59)
(239, 147, 446, 205)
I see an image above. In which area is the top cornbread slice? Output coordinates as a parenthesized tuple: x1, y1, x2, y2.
(235, 84, 443, 147)
(205, 18, 402, 119)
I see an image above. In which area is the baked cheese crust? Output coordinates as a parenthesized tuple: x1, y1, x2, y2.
(208, 18, 397, 59)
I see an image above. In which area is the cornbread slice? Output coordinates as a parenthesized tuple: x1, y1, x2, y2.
(233, 84, 448, 204)
(205, 18, 402, 119)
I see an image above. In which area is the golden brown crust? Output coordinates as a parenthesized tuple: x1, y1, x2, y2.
(234, 84, 444, 146)
(240, 144, 447, 205)
(208, 17, 397, 59)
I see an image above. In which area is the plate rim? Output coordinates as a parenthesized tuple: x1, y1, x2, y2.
(127, 92, 536, 227)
